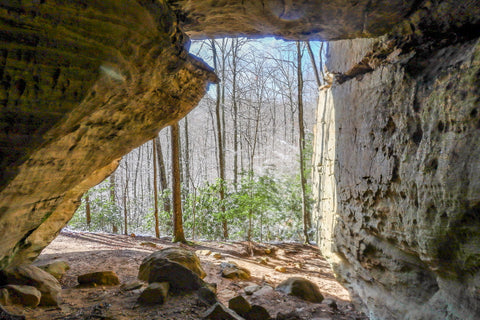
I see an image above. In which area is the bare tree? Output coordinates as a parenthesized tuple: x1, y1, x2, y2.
(210, 39, 228, 239)
(123, 155, 129, 235)
(85, 194, 91, 228)
(153, 139, 160, 238)
(171, 122, 187, 243)
(109, 173, 118, 234)
(296, 41, 311, 244)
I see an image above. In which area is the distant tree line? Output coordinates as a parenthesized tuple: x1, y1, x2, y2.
(69, 38, 326, 243)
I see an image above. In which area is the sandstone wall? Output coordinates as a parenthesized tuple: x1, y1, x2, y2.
(312, 36, 480, 319)
(0, 0, 216, 270)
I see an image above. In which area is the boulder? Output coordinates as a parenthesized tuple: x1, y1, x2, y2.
(221, 262, 251, 280)
(137, 282, 169, 305)
(202, 302, 245, 320)
(138, 253, 205, 293)
(38, 260, 70, 280)
(246, 305, 271, 320)
(0, 264, 61, 306)
(275, 277, 323, 303)
(1, 285, 41, 307)
(139, 247, 206, 280)
(228, 295, 251, 318)
(77, 271, 120, 286)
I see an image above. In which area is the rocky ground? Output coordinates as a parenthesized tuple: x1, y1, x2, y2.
(2, 230, 368, 319)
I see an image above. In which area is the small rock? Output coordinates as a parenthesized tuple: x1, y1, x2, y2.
(322, 298, 338, 310)
(78, 271, 120, 286)
(38, 260, 70, 280)
(140, 242, 158, 248)
(244, 285, 261, 295)
(138, 282, 169, 305)
(0, 305, 25, 320)
(196, 250, 212, 256)
(202, 302, 245, 320)
(247, 305, 271, 320)
(276, 277, 323, 303)
(252, 286, 275, 299)
(213, 252, 223, 259)
(0, 288, 10, 305)
(197, 286, 217, 306)
(221, 262, 251, 280)
(205, 282, 217, 294)
(275, 311, 302, 320)
(120, 280, 144, 291)
(0, 264, 62, 306)
(2, 285, 41, 307)
(228, 295, 251, 317)
(274, 266, 286, 273)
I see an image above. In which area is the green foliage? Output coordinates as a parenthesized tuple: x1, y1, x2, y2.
(68, 180, 122, 232)
(182, 170, 312, 242)
(69, 143, 315, 242)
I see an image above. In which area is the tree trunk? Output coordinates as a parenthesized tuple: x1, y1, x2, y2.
(232, 38, 239, 190)
(183, 116, 191, 193)
(123, 155, 129, 235)
(210, 39, 228, 239)
(154, 136, 171, 215)
(297, 41, 311, 244)
(153, 139, 160, 238)
(85, 195, 91, 227)
(171, 122, 187, 243)
(306, 41, 322, 87)
(109, 173, 117, 234)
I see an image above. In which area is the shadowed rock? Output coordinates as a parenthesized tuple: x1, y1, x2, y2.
(0, 264, 61, 306)
(138, 249, 206, 293)
(77, 271, 120, 286)
(203, 302, 245, 320)
(137, 282, 169, 305)
(276, 277, 323, 303)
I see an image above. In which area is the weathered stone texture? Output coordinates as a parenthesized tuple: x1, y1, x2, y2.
(170, 0, 419, 40)
(313, 36, 480, 319)
(0, 0, 216, 270)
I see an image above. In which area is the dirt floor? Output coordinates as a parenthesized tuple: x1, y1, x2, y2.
(3, 230, 368, 319)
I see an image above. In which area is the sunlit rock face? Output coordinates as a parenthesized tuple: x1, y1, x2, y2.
(312, 5, 480, 319)
(0, 0, 216, 270)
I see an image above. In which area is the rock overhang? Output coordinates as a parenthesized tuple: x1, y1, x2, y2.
(0, 1, 479, 319)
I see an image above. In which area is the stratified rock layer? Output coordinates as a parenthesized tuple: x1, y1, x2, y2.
(312, 31, 480, 320)
(0, 0, 216, 270)
(169, 0, 419, 40)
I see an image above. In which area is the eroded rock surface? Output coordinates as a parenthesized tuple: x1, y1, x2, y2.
(170, 0, 419, 40)
(312, 20, 480, 320)
(0, 0, 216, 270)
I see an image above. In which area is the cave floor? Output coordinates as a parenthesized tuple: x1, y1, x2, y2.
(4, 231, 367, 319)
